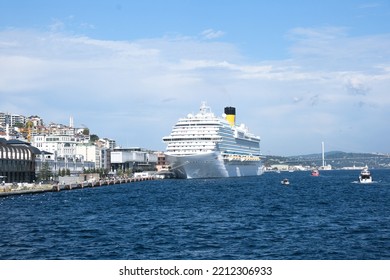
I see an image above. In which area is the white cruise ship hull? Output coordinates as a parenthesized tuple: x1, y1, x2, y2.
(166, 152, 263, 179)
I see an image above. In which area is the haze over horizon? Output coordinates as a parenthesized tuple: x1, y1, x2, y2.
(1, 1, 390, 156)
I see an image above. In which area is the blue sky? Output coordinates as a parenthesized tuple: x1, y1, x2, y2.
(1, 0, 390, 155)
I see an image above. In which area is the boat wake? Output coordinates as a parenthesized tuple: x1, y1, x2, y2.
(351, 180, 379, 184)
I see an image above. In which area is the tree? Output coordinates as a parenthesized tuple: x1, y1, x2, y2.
(38, 162, 52, 181)
(14, 122, 24, 128)
(90, 134, 99, 143)
(59, 168, 67, 177)
(82, 128, 90, 135)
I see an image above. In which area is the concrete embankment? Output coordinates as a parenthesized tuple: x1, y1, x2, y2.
(0, 177, 157, 197)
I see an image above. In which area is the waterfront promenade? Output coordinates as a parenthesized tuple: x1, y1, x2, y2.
(0, 176, 157, 197)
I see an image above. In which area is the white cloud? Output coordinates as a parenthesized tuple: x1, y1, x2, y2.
(200, 29, 226, 40)
(358, 2, 382, 9)
(345, 76, 370, 96)
(1, 26, 390, 154)
(49, 19, 65, 32)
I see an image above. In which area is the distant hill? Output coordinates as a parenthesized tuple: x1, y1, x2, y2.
(264, 151, 390, 169)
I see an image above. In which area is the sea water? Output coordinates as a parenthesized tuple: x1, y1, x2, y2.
(1, 170, 389, 260)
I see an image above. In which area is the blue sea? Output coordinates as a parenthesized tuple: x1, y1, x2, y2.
(1, 170, 389, 260)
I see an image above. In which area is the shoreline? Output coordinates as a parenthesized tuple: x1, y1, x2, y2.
(0, 177, 157, 197)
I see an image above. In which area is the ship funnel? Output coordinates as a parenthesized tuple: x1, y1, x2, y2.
(224, 107, 236, 126)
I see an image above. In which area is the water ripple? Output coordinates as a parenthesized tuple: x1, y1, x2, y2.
(1, 170, 390, 259)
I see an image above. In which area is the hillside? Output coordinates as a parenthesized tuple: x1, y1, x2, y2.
(264, 151, 390, 169)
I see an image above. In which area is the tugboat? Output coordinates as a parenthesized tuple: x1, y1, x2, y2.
(359, 166, 372, 184)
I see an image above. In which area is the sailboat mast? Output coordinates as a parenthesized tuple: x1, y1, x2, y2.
(322, 141, 325, 167)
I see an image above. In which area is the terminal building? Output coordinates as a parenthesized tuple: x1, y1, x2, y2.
(0, 139, 40, 183)
(110, 147, 158, 173)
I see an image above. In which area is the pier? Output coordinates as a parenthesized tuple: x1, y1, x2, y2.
(0, 176, 158, 197)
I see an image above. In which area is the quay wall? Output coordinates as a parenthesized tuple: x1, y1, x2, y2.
(0, 177, 158, 197)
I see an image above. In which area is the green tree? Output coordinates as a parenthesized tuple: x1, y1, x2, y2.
(82, 128, 90, 135)
(90, 134, 99, 143)
(14, 122, 24, 128)
(38, 162, 52, 181)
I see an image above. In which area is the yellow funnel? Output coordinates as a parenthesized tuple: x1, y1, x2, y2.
(224, 107, 236, 126)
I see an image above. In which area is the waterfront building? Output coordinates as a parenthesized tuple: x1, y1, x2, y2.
(111, 147, 158, 173)
(100, 148, 111, 170)
(0, 139, 40, 183)
(1, 112, 117, 175)
(31, 124, 97, 175)
(76, 143, 97, 163)
(95, 139, 112, 169)
(99, 138, 116, 150)
(76, 142, 110, 170)
(35, 153, 95, 177)
(31, 121, 91, 158)
(32, 134, 78, 159)
(155, 152, 169, 172)
(269, 164, 290, 171)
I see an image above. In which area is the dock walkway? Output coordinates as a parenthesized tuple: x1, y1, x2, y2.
(0, 177, 157, 197)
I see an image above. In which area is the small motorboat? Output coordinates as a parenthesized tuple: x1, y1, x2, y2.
(359, 166, 372, 183)
(311, 169, 319, 176)
(281, 178, 290, 185)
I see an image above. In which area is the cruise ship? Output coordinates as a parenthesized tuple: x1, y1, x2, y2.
(162, 102, 263, 179)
